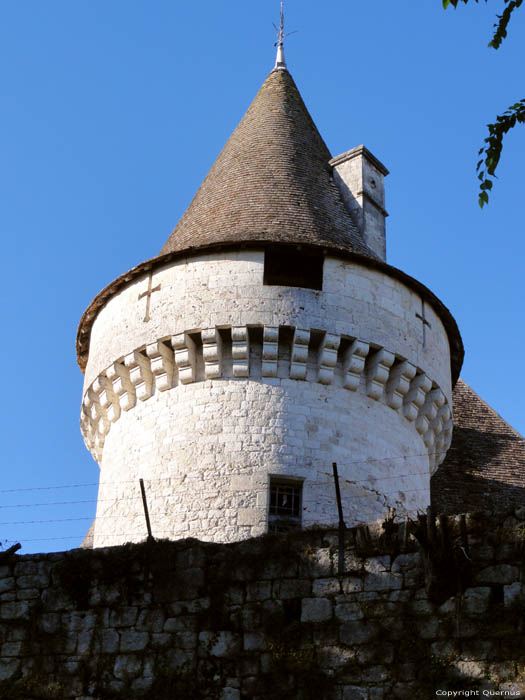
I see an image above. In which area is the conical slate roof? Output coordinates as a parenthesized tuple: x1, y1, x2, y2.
(77, 64, 464, 380)
(161, 68, 377, 259)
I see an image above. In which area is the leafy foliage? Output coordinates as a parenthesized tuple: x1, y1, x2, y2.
(477, 99, 525, 207)
(443, 0, 524, 205)
(443, 0, 523, 49)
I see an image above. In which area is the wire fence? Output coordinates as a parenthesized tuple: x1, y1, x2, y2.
(0, 448, 446, 497)
(0, 448, 446, 550)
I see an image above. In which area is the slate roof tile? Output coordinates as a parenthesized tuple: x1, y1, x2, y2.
(432, 379, 525, 513)
(161, 68, 376, 259)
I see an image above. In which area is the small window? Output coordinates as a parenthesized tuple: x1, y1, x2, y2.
(268, 478, 303, 533)
(263, 246, 323, 290)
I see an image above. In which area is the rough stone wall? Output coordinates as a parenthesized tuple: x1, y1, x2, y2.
(1, 511, 525, 699)
(82, 251, 453, 547)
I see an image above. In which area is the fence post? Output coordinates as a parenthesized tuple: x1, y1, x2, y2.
(332, 462, 346, 576)
(139, 478, 155, 543)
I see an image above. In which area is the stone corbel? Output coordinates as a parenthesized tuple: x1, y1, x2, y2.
(124, 350, 154, 401)
(317, 333, 340, 385)
(342, 339, 369, 391)
(91, 375, 116, 430)
(403, 373, 432, 422)
(385, 360, 417, 410)
(366, 348, 395, 400)
(262, 326, 279, 378)
(231, 327, 250, 377)
(147, 340, 175, 390)
(202, 328, 223, 379)
(416, 388, 446, 436)
(290, 329, 310, 380)
(106, 361, 136, 412)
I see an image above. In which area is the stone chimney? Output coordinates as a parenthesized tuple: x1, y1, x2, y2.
(330, 145, 389, 261)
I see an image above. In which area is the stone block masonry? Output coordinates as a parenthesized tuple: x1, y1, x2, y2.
(81, 250, 456, 547)
(84, 311, 454, 546)
(1, 510, 525, 699)
(81, 324, 452, 470)
(84, 253, 453, 398)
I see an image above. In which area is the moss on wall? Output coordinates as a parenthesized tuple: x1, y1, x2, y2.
(0, 512, 524, 698)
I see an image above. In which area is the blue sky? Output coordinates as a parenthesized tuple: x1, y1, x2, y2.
(0, 1, 523, 553)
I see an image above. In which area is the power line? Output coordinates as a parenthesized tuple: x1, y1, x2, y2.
(0, 517, 93, 526)
(0, 483, 98, 494)
(0, 499, 98, 509)
(0, 448, 449, 496)
(2, 531, 195, 543)
(0, 484, 437, 526)
(0, 468, 445, 511)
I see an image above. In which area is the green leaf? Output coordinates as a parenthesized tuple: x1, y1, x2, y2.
(478, 191, 489, 208)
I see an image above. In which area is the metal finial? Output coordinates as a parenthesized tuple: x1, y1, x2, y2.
(272, 1, 296, 71)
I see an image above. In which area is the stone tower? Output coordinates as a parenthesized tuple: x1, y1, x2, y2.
(77, 45, 463, 548)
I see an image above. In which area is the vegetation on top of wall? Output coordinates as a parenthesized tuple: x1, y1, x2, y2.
(1, 512, 525, 698)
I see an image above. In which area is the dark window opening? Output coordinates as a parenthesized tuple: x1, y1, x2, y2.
(263, 247, 323, 290)
(268, 478, 303, 533)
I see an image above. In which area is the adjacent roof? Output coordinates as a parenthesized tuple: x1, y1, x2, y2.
(431, 379, 525, 513)
(160, 68, 377, 259)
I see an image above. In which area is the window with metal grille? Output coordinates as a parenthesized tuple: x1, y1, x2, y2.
(268, 478, 302, 533)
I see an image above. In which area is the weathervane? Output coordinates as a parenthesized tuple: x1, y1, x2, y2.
(273, 1, 297, 71)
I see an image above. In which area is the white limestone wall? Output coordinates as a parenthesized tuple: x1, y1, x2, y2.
(330, 146, 388, 261)
(81, 250, 454, 547)
(92, 379, 430, 547)
(84, 251, 451, 398)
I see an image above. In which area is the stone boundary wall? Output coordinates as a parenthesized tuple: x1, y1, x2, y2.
(81, 324, 452, 472)
(1, 510, 525, 699)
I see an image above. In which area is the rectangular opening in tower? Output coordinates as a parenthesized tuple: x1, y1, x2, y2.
(248, 325, 263, 378)
(268, 477, 303, 533)
(263, 246, 323, 290)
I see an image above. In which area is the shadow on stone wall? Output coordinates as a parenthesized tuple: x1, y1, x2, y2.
(0, 515, 525, 699)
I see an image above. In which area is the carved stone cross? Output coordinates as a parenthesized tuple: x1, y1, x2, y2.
(415, 300, 432, 348)
(138, 272, 161, 323)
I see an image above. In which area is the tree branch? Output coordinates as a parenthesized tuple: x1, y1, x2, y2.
(442, 0, 524, 204)
(489, 0, 523, 49)
(443, 0, 523, 48)
(477, 99, 525, 206)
